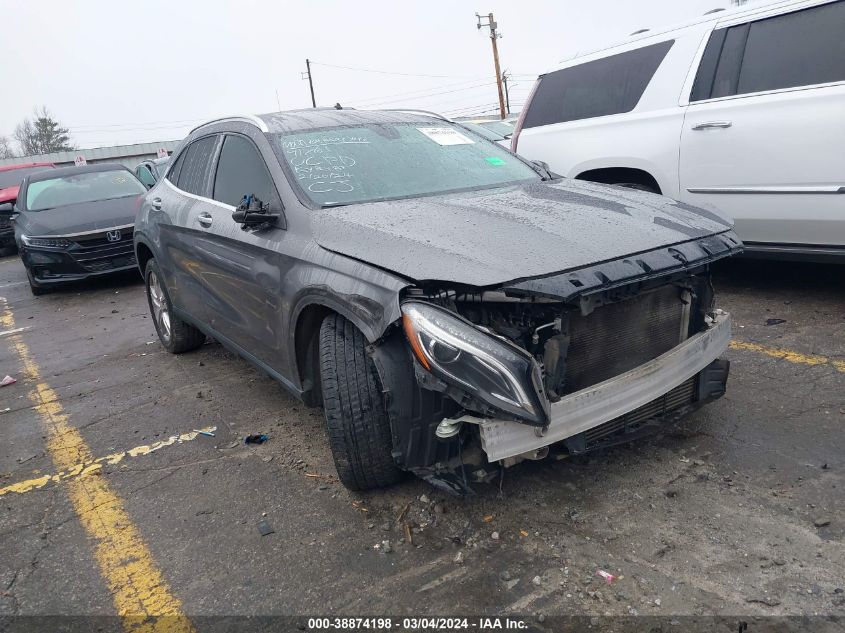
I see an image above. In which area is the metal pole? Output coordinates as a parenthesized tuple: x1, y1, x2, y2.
(502, 72, 510, 115)
(477, 13, 507, 120)
(306, 59, 316, 108)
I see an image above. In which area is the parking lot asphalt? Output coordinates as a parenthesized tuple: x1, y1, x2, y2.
(0, 254, 843, 626)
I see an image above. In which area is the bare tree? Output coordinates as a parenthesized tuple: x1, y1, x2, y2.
(14, 107, 74, 156)
(0, 136, 15, 159)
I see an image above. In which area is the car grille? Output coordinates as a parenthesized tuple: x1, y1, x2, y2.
(70, 228, 136, 272)
(582, 377, 697, 449)
(563, 285, 689, 394)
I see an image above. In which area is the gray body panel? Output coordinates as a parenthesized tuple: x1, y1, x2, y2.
(135, 110, 739, 401)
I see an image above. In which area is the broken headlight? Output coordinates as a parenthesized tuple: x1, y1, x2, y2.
(401, 301, 548, 425)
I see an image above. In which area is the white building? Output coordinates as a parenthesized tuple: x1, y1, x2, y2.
(0, 140, 181, 170)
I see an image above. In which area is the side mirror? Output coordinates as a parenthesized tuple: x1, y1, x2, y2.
(231, 194, 280, 230)
(0, 203, 14, 215)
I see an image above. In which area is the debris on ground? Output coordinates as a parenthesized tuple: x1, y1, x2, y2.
(532, 575, 542, 586)
(0, 375, 16, 387)
(483, 515, 494, 522)
(453, 551, 464, 565)
(596, 570, 617, 584)
(765, 318, 787, 326)
(419, 494, 430, 504)
(256, 520, 275, 536)
(403, 523, 413, 545)
(746, 596, 781, 606)
(814, 517, 831, 528)
(351, 501, 368, 513)
(491, 531, 500, 540)
(396, 502, 410, 524)
(244, 434, 268, 444)
(381, 540, 392, 554)
(193, 429, 215, 437)
(519, 529, 529, 537)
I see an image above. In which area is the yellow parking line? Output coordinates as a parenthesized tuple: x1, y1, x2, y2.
(730, 339, 845, 373)
(0, 426, 217, 497)
(0, 299, 195, 633)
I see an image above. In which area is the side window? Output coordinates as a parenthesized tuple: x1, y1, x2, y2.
(212, 135, 276, 207)
(176, 135, 217, 196)
(521, 40, 674, 129)
(166, 151, 185, 184)
(737, 1, 845, 95)
(691, 1, 845, 101)
(136, 165, 156, 187)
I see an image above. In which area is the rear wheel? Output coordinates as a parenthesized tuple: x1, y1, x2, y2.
(319, 313, 403, 491)
(144, 259, 205, 353)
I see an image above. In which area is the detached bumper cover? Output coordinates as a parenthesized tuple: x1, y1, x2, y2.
(471, 311, 731, 462)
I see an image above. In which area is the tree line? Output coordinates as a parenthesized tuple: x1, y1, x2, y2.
(0, 107, 75, 159)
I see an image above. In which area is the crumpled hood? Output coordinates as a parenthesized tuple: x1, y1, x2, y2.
(19, 196, 140, 236)
(312, 179, 733, 286)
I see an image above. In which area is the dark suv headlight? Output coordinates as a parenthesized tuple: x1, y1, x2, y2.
(401, 301, 548, 425)
(21, 235, 71, 248)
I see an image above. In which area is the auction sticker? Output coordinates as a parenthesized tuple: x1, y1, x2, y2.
(417, 127, 474, 145)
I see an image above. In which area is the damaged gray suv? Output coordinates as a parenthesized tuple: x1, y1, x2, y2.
(135, 109, 741, 494)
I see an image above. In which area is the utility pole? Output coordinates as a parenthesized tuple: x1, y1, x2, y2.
(476, 13, 507, 120)
(502, 70, 511, 115)
(301, 59, 316, 108)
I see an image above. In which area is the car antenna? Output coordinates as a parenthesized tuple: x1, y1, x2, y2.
(334, 102, 343, 110)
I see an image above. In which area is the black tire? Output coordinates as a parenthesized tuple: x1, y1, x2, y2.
(616, 182, 659, 194)
(26, 269, 47, 296)
(144, 259, 205, 354)
(319, 313, 403, 491)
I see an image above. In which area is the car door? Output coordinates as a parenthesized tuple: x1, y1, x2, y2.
(200, 132, 287, 369)
(153, 134, 221, 325)
(679, 0, 845, 249)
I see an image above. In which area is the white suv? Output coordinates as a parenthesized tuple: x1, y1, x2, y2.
(512, 0, 845, 261)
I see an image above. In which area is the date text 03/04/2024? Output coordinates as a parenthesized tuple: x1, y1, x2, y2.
(306, 617, 529, 630)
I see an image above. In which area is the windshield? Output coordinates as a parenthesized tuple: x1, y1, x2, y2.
(0, 166, 53, 189)
(26, 169, 146, 211)
(272, 122, 539, 207)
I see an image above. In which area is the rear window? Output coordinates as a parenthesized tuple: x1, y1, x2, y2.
(25, 170, 146, 211)
(521, 40, 674, 128)
(272, 122, 539, 207)
(0, 166, 53, 189)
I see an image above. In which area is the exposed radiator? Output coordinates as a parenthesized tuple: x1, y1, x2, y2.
(563, 285, 690, 393)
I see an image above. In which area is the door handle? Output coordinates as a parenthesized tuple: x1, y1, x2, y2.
(197, 212, 213, 228)
(150, 197, 162, 210)
(692, 121, 732, 130)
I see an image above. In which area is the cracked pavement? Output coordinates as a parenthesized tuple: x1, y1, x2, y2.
(0, 255, 843, 621)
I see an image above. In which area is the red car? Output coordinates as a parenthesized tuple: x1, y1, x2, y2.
(0, 162, 55, 251)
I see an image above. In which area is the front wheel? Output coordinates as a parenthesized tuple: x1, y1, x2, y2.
(144, 259, 205, 353)
(319, 313, 403, 491)
(26, 269, 48, 296)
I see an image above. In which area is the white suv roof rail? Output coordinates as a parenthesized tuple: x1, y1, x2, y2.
(190, 115, 269, 134)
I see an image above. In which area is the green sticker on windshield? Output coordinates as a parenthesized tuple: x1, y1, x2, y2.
(485, 156, 506, 166)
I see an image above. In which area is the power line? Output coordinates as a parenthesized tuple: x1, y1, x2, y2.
(344, 78, 494, 107)
(352, 82, 497, 109)
(309, 60, 485, 79)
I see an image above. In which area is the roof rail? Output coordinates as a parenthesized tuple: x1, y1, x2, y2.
(377, 109, 453, 123)
(189, 115, 269, 134)
(704, 7, 725, 14)
(630, 28, 650, 35)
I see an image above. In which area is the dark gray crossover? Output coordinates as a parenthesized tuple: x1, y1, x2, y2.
(13, 163, 146, 295)
(134, 109, 742, 493)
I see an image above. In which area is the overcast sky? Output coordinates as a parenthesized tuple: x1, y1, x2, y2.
(1, 0, 748, 151)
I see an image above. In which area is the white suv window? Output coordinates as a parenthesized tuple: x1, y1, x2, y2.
(521, 40, 674, 128)
(692, 1, 845, 101)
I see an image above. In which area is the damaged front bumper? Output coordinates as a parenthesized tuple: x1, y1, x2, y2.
(452, 310, 731, 462)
